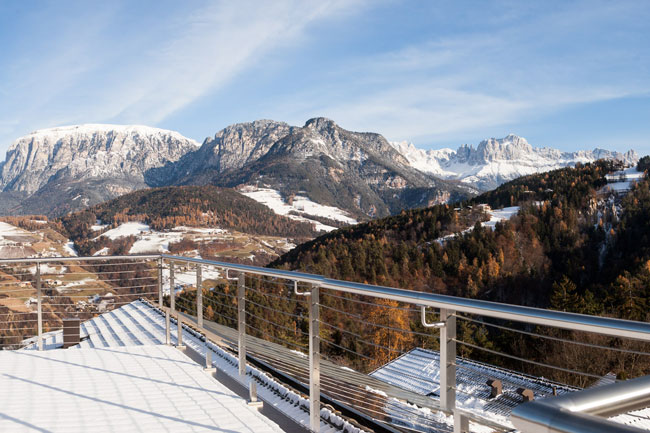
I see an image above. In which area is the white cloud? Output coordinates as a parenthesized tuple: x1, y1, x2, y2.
(107, 1, 363, 123)
(0, 0, 366, 154)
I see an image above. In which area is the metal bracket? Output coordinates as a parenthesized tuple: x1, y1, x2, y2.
(225, 269, 239, 281)
(421, 306, 446, 328)
(293, 280, 311, 296)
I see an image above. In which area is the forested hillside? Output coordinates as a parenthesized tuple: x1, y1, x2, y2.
(271, 161, 626, 308)
(242, 159, 650, 383)
(61, 186, 315, 236)
(59, 186, 318, 258)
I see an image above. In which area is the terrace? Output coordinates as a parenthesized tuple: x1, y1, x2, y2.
(2, 254, 650, 433)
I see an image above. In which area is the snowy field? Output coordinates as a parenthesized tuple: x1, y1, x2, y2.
(605, 167, 644, 194)
(0, 221, 77, 258)
(93, 221, 294, 264)
(99, 222, 151, 240)
(97, 223, 209, 254)
(0, 221, 32, 239)
(481, 206, 520, 229)
(240, 187, 357, 232)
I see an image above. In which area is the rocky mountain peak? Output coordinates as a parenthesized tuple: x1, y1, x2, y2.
(452, 135, 534, 164)
(304, 117, 337, 131)
(391, 133, 638, 191)
(201, 120, 291, 172)
(0, 124, 198, 194)
(474, 134, 533, 162)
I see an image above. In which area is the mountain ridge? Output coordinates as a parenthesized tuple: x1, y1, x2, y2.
(185, 117, 473, 219)
(390, 134, 637, 191)
(0, 124, 200, 214)
(0, 120, 638, 218)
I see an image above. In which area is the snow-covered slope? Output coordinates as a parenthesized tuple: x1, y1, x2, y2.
(92, 221, 296, 263)
(240, 186, 357, 231)
(391, 135, 638, 191)
(0, 220, 77, 259)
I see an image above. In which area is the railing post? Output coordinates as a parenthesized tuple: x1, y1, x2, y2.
(440, 308, 456, 414)
(238, 271, 246, 379)
(169, 261, 175, 312)
(454, 410, 469, 433)
(177, 314, 184, 348)
(204, 347, 216, 372)
(36, 263, 43, 351)
(158, 257, 163, 308)
(196, 264, 203, 328)
(165, 310, 171, 345)
(309, 284, 320, 433)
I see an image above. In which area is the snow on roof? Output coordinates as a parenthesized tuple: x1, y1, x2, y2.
(371, 348, 650, 431)
(0, 344, 283, 433)
(370, 348, 575, 427)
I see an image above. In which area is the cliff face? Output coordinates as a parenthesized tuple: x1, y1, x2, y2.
(152, 120, 292, 186)
(0, 124, 198, 215)
(1, 124, 198, 194)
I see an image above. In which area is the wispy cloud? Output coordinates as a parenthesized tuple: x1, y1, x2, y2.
(1, 0, 648, 155)
(0, 0, 366, 152)
(273, 1, 650, 145)
(101, 1, 365, 123)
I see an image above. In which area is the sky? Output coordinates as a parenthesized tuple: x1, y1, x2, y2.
(0, 0, 649, 157)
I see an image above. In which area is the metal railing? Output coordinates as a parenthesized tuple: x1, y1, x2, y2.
(0, 255, 159, 350)
(2, 253, 650, 433)
(511, 375, 650, 433)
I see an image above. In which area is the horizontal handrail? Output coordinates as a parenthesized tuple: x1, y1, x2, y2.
(0, 254, 159, 264)
(161, 254, 650, 342)
(511, 375, 650, 433)
(3, 253, 650, 342)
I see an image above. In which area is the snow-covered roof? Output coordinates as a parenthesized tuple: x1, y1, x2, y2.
(371, 348, 650, 430)
(0, 344, 283, 432)
(371, 348, 575, 426)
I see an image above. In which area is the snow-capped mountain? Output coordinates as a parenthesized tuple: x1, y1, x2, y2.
(1, 124, 199, 194)
(0, 124, 198, 215)
(172, 117, 473, 219)
(0, 121, 639, 219)
(391, 134, 638, 191)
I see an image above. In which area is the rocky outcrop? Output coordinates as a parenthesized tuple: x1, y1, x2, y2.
(150, 120, 292, 186)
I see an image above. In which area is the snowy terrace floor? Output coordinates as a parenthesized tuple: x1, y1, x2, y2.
(0, 345, 284, 433)
(16, 301, 468, 433)
(12, 301, 371, 433)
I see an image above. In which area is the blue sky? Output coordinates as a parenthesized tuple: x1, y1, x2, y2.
(1, 0, 649, 157)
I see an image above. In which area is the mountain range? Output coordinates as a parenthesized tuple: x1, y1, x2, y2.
(390, 134, 637, 191)
(0, 119, 638, 219)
